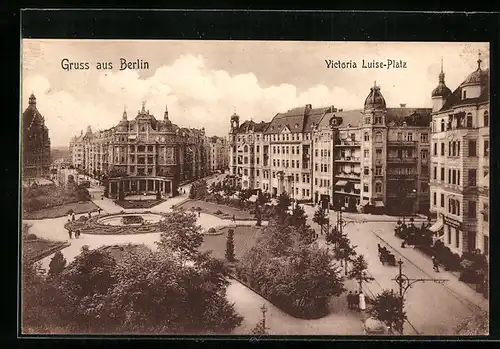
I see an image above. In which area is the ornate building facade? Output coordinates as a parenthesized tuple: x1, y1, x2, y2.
(70, 103, 209, 198)
(429, 56, 489, 257)
(229, 83, 432, 215)
(22, 94, 51, 178)
(208, 136, 229, 172)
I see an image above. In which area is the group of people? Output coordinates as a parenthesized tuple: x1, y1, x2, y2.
(347, 290, 366, 311)
(68, 229, 81, 239)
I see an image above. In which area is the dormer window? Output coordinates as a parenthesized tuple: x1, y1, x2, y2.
(295, 123, 299, 128)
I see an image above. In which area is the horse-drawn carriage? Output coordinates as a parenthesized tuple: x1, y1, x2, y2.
(378, 244, 396, 266)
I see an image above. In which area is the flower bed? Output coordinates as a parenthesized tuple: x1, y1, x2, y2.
(64, 212, 164, 235)
(114, 199, 164, 209)
(121, 215, 144, 225)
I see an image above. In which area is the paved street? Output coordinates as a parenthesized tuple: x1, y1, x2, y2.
(300, 204, 488, 335)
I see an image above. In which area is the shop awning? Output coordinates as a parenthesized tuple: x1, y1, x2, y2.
(335, 180, 348, 186)
(354, 183, 361, 190)
(429, 219, 444, 233)
(374, 201, 385, 207)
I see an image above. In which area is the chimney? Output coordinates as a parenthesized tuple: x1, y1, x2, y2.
(339, 108, 343, 112)
(306, 104, 312, 109)
(400, 103, 406, 108)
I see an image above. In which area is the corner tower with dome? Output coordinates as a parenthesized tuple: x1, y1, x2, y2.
(22, 93, 51, 178)
(429, 54, 490, 257)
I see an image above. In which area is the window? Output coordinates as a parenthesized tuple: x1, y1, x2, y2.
(243, 169, 248, 176)
(315, 178, 318, 185)
(468, 201, 477, 218)
(315, 149, 318, 157)
(441, 119, 445, 132)
(407, 148, 413, 158)
(364, 167, 369, 175)
(397, 132, 402, 141)
(484, 236, 489, 256)
(291, 147, 295, 154)
(351, 133, 356, 141)
(376, 148, 382, 159)
(441, 168, 445, 181)
(433, 166, 437, 180)
(463, 90, 467, 99)
(421, 149, 428, 160)
(421, 133, 428, 143)
(376, 133, 382, 143)
(272, 172, 275, 179)
(440, 193, 444, 207)
(433, 192, 437, 206)
(458, 170, 461, 185)
(467, 232, 476, 251)
(484, 111, 489, 127)
(375, 166, 382, 175)
(448, 141, 451, 156)
(441, 143, 445, 156)
(447, 226, 451, 245)
(256, 169, 260, 176)
(456, 230, 460, 249)
(433, 143, 437, 156)
(468, 169, 477, 186)
(484, 140, 489, 157)
(364, 150, 369, 158)
(407, 133, 413, 141)
(364, 132, 370, 141)
(291, 160, 295, 168)
(273, 159, 276, 166)
(466, 113, 473, 128)
(363, 184, 369, 192)
(315, 163, 318, 171)
(375, 182, 382, 193)
(448, 169, 451, 184)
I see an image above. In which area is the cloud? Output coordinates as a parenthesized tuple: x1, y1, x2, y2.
(24, 54, 369, 147)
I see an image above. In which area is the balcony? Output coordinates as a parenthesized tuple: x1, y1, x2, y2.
(335, 140, 361, 147)
(387, 157, 417, 164)
(387, 141, 417, 147)
(335, 172, 361, 180)
(335, 157, 361, 163)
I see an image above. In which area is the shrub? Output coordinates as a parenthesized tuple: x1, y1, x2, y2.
(25, 233, 38, 240)
(207, 228, 217, 235)
(214, 210, 223, 215)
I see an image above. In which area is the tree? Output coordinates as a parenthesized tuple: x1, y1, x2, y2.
(225, 229, 236, 262)
(238, 189, 252, 207)
(334, 234, 357, 275)
(275, 192, 291, 224)
(223, 184, 236, 199)
(370, 289, 407, 334)
(325, 226, 342, 249)
(157, 209, 204, 265)
(312, 206, 329, 235)
(348, 255, 374, 291)
(250, 319, 269, 335)
(48, 251, 67, 279)
(288, 204, 308, 229)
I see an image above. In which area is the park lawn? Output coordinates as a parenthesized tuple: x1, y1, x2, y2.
(23, 201, 100, 220)
(200, 225, 264, 260)
(180, 200, 255, 220)
(23, 239, 69, 264)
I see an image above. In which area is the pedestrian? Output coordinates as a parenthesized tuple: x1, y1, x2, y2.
(359, 291, 366, 311)
(98, 208, 102, 214)
(432, 256, 440, 272)
(88, 212, 92, 219)
(353, 291, 359, 310)
(76, 230, 81, 239)
(68, 230, 72, 239)
(71, 212, 75, 221)
(67, 213, 71, 222)
(377, 243, 382, 256)
(347, 291, 353, 309)
(198, 211, 201, 217)
(232, 214, 235, 222)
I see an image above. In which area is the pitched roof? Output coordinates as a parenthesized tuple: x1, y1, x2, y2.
(238, 120, 269, 133)
(324, 109, 364, 128)
(264, 106, 331, 134)
(386, 108, 432, 127)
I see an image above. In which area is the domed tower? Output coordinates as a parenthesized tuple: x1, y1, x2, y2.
(432, 58, 452, 112)
(363, 81, 387, 126)
(29, 93, 36, 106)
(230, 112, 240, 133)
(460, 52, 488, 101)
(164, 104, 169, 121)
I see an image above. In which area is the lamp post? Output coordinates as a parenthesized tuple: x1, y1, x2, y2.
(392, 259, 447, 334)
(401, 188, 417, 226)
(260, 304, 268, 333)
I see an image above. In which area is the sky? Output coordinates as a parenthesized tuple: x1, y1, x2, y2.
(22, 40, 489, 147)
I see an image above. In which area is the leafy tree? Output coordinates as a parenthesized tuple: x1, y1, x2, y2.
(225, 229, 236, 262)
(325, 226, 343, 248)
(238, 189, 252, 207)
(369, 289, 406, 334)
(288, 204, 308, 229)
(48, 251, 67, 279)
(157, 209, 204, 265)
(275, 192, 291, 224)
(334, 233, 357, 275)
(223, 184, 236, 199)
(313, 206, 329, 235)
(348, 254, 374, 291)
(258, 192, 270, 206)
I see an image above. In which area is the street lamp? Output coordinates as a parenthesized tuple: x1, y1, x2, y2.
(400, 188, 417, 226)
(260, 304, 268, 333)
(392, 259, 447, 334)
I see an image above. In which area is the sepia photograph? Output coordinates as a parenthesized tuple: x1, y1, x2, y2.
(20, 39, 489, 336)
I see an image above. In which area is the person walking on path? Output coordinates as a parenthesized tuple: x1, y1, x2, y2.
(88, 212, 92, 219)
(432, 256, 440, 272)
(232, 214, 236, 222)
(67, 213, 71, 223)
(198, 211, 201, 217)
(347, 291, 353, 309)
(359, 291, 366, 311)
(71, 212, 76, 222)
(76, 230, 81, 239)
(98, 208, 102, 215)
(353, 291, 360, 310)
(68, 230, 72, 239)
